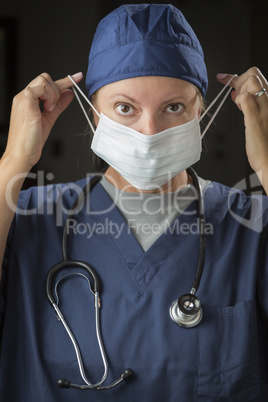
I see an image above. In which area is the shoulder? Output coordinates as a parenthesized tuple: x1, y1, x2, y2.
(9, 176, 101, 233)
(203, 180, 268, 233)
(204, 180, 267, 209)
(16, 177, 89, 211)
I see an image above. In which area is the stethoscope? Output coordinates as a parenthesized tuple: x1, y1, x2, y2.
(46, 166, 206, 391)
(169, 167, 205, 328)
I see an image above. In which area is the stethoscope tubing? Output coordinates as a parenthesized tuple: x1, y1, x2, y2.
(187, 167, 206, 293)
(46, 260, 100, 305)
(52, 297, 109, 388)
(45, 166, 205, 390)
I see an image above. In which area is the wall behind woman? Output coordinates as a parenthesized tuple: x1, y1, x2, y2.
(0, 0, 267, 190)
(0, 0, 101, 186)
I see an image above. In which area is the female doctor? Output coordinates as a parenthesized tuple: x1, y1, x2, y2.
(1, 3, 268, 401)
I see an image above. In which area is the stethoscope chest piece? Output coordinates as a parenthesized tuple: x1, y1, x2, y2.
(169, 294, 203, 328)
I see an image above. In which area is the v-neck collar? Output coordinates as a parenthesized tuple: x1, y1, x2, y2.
(90, 183, 144, 266)
(89, 181, 216, 292)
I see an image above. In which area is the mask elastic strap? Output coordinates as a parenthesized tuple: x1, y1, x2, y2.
(200, 74, 237, 139)
(68, 75, 100, 134)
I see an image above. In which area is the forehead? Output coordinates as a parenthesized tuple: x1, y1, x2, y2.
(96, 76, 198, 102)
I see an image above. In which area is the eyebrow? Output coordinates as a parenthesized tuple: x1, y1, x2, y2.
(109, 93, 191, 104)
(109, 94, 140, 104)
(161, 96, 190, 104)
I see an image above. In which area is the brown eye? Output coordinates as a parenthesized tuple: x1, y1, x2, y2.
(115, 104, 135, 115)
(166, 103, 184, 113)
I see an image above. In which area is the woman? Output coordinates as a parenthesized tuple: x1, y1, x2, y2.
(0, 4, 268, 401)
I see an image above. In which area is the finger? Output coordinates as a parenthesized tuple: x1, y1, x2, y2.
(55, 72, 83, 94)
(217, 67, 268, 93)
(248, 66, 268, 86)
(235, 91, 259, 119)
(44, 72, 83, 113)
(42, 73, 84, 130)
(239, 74, 263, 93)
(42, 89, 75, 128)
(236, 75, 268, 109)
(26, 73, 62, 112)
(22, 85, 52, 116)
(216, 73, 238, 88)
(26, 72, 53, 88)
(44, 72, 83, 112)
(26, 72, 83, 113)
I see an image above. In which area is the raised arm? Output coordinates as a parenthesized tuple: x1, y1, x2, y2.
(217, 67, 268, 194)
(0, 72, 83, 279)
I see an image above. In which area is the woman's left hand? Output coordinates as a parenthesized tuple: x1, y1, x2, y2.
(217, 67, 268, 179)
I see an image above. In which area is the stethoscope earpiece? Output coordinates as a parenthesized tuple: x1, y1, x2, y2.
(169, 294, 203, 328)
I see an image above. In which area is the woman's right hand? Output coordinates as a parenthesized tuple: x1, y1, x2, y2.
(4, 72, 83, 171)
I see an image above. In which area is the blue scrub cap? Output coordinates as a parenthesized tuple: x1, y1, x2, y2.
(85, 4, 208, 98)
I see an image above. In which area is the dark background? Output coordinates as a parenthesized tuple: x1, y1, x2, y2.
(0, 0, 267, 191)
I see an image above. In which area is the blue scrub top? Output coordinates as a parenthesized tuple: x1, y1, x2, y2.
(0, 178, 268, 401)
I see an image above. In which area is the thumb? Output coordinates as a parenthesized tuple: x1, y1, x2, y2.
(216, 73, 238, 87)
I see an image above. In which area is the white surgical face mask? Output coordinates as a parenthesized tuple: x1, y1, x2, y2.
(91, 114, 201, 190)
(68, 75, 236, 190)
